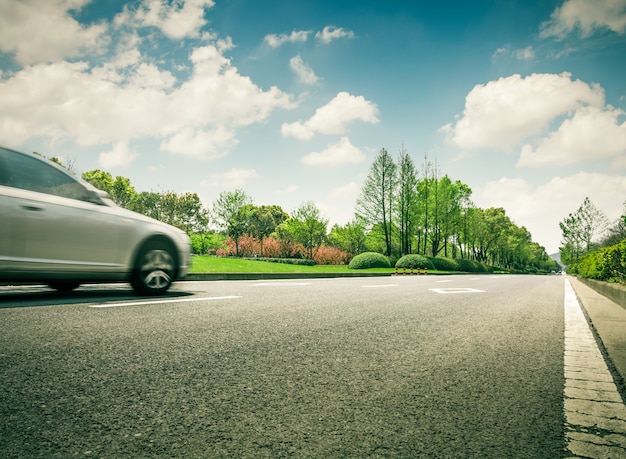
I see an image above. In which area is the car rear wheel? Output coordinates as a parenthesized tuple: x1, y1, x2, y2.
(130, 241, 175, 295)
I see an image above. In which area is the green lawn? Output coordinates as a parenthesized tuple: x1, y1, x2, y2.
(190, 255, 395, 274)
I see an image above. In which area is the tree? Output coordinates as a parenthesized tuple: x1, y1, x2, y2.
(248, 205, 288, 256)
(559, 197, 609, 264)
(355, 148, 397, 257)
(289, 201, 328, 260)
(82, 169, 114, 195)
(212, 189, 253, 256)
(396, 146, 419, 256)
(82, 170, 136, 208)
(328, 219, 367, 255)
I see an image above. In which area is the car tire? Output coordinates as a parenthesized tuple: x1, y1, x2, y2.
(48, 281, 80, 292)
(130, 241, 175, 295)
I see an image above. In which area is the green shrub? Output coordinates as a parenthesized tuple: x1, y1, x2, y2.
(348, 252, 391, 269)
(428, 256, 459, 271)
(395, 254, 434, 270)
(249, 257, 316, 266)
(454, 258, 487, 273)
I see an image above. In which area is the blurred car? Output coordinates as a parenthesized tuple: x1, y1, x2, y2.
(0, 146, 191, 295)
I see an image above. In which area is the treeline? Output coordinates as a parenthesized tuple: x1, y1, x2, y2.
(78, 147, 558, 272)
(560, 197, 626, 282)
(352, 148, 558, 273)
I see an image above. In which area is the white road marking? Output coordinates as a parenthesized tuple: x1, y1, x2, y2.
(429, 288, 484, 294)
(89, 295, 241, 308)
(563, 279, 626, 457)
(250, 282, 311, 287)
(436, 280, 454, 283)
(363, 284, 398, 289)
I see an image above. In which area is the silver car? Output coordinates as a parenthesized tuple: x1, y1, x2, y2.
(0, 147, 191, 295)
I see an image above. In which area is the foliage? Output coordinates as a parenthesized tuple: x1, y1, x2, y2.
(327, 219, 367, 256)
(313, 246, 350, 265)
(568, 239, 626, 282)
(348, 252, 391, 269)
(455, 258, 485, 273)
(560, 197, 609, 265)
(427, 256, 458, 271)
(282, 201, 329, 260)
(248, 257, 316, 266)
(190, 232, 227, 255)
(355, 148, 397, 256)
(395, 254, 434, 270)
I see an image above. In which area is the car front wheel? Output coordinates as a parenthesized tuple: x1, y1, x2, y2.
(131, 241, 175, 295)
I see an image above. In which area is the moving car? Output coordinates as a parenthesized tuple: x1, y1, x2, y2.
(0, 146, 191, 295)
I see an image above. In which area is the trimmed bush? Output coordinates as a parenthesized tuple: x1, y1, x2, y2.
(428, 256, 459, 271)
(248, 257, 316, 266)
(349, 252, 391, 269)
(395, 254, 434, 270)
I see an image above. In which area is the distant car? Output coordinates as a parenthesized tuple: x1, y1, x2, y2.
(0, 146, 191, 295)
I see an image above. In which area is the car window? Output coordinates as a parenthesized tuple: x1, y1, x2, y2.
(0, 148, 95, 202)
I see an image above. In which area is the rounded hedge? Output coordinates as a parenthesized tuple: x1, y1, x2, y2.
(395, 254, 434, 270)
(428, 256, 459, 271)
(348, 252, 391, 269)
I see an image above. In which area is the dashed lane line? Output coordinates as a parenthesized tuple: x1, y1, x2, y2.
(89, 295, 241, 308)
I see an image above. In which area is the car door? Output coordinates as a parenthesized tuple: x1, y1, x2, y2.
(1, 148, 127, 275)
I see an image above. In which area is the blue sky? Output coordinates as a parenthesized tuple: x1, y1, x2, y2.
(1, 0, 625, 254)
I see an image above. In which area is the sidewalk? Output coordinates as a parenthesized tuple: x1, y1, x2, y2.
(568, 276, 626, 394)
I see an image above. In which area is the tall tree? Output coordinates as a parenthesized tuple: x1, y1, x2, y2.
(249, 205, 288, 256)
(355, 148, 397, 257)
(289, 201, 328, 260)
(212, 189, 253, 256)
(396, 146, 419, 256)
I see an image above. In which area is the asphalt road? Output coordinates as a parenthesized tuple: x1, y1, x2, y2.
(1, 275, 565, 458)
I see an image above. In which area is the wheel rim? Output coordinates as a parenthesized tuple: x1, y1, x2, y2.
(140, 249, 174, 290)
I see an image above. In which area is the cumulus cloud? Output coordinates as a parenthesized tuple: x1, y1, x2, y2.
(282, 92, 379, 140)
(315, 26, 355, 44)
(131, 0, 215, 40)
(202, 168, 259, 188)
(264, 30, 311, 48)
(290, 55, 319, 84)
(477, 172, 626, 253)
(329, 181, 360, 199)
(0, 0, 108, 65)
(98, 141, 138, 169)
(301, 137, 366, 166)
(440, 73, 605, 150)
(0, 42, 294, 158)
(517, 105, 626, 167)
(540, 0, 626, 38)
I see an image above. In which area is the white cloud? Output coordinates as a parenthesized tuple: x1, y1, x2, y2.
(264, 30, 311, 48)
(540, 0, 626, 38)
(491, 46, 535, 61)
(202, 168, 259, 188)
(132, 0, 215, 40)
(329, 181, 360, 199)
(476, 172, 626, 253)
(315, 26, 355, 44)
(302, 137, 366, 166)
(516, 46, 535, 60)
(275, 185, 299, 195)
(517, 105, 626, 167)
(282, 91, 379, 140)
(160, 127, 235, 159)
(0, 42, 294, 157)
(290, 55, 319, 84)
(440, 73, 605, 150)
(98, 141, 138, 169)
(0, 0, 108, 65)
